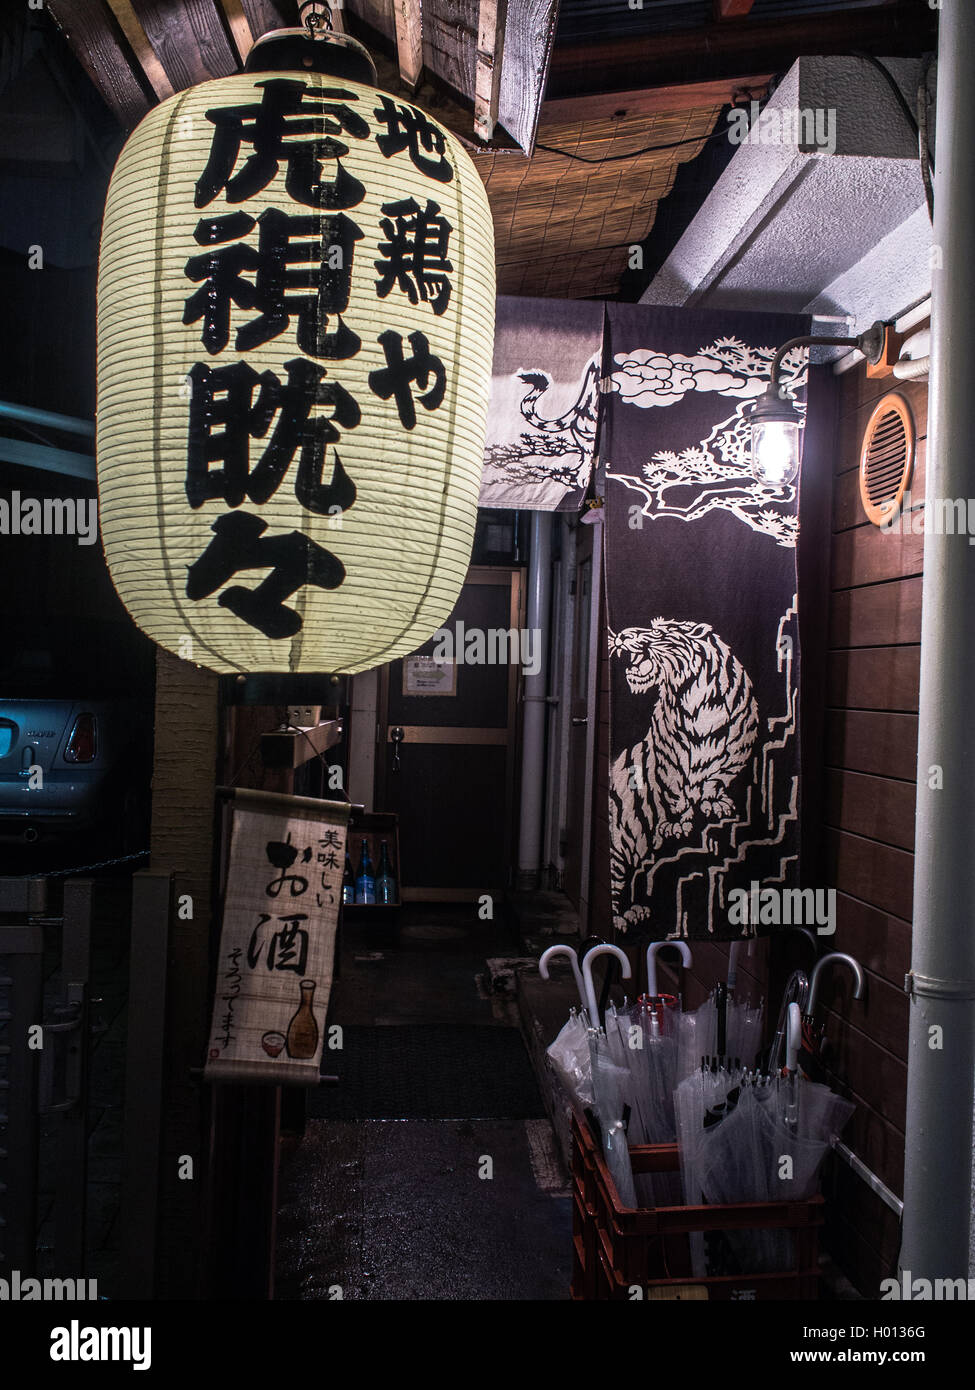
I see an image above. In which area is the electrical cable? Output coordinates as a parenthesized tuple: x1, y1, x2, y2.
(536, 120, 742, 165)
(918, 55, 935, 222)
(851, 50, 920, 143)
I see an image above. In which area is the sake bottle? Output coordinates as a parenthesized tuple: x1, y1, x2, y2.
(286, 980, 318, 1059)
(376, 839, 396, 905)
(342, 851, 355, 905)
(355, 837, 375, 904)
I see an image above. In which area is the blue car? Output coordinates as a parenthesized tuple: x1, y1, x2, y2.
(0, 698, 150, 868)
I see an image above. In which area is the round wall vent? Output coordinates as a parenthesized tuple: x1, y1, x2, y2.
(859, 393, 915, 526)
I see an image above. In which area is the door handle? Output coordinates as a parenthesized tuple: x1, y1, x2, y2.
(572, 717, 588, 726)
(390, 726, 404, 773)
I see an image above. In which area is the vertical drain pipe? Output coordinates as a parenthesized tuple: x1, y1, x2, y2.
(516, 513, 552, 891)
(901, 0, 975, 1284)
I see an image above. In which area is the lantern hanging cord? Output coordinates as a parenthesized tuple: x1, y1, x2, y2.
(298, 1, 333, 36)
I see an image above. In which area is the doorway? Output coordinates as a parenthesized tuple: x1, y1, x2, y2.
(375, 566, 524, 902)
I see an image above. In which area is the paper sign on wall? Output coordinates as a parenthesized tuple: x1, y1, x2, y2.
(205, 787, 350, 1084)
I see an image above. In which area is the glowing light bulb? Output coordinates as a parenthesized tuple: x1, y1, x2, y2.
(751, 419, 800, 485)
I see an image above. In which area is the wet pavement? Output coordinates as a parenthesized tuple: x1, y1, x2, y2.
(275, 906, 573, 1301)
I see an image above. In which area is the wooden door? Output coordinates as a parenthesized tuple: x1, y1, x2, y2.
(563, 521, 602, 928)
(376, 567, 524, 902)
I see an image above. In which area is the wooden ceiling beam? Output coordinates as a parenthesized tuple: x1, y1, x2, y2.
(714, 0, 755, 18)
(102, 0, 173, 99)
(546, 2, 938, 99)
(217, 0, 256, 64)
(541, 74, 771, 127)
(474, 0, 508, 142)
(393, 0, 423, 92)
(46, 0, 151, 128)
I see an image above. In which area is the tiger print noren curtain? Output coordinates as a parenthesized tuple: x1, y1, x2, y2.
(603, 303, 810, 942)
(478, 296, 604, 511)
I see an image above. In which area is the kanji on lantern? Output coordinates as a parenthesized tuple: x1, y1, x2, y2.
(375, 198, 453, 315)
(185, 512, 345, 638)
(186, 357, 360, 513)
(184, 209, 365, 358)
(372, 95, 453, 183)
(368, 329, 446, 429)
(195, 78, 370, 209)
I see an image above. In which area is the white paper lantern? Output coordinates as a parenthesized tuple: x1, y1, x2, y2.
(97, 46, 495, 675)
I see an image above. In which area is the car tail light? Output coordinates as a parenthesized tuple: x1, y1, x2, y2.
(65, 713, 97, 763)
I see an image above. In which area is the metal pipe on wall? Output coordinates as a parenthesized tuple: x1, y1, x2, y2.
(900, 0, 975, 1284)
(516, 512, 552, 890)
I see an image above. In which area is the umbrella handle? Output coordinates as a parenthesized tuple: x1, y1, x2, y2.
(785, 1002, 802, 1074)
(539, 944, 586, 1009)
(582, 944, 631, 1027)
(808, 952, 865, 1015)
(646, 940, 692, 996)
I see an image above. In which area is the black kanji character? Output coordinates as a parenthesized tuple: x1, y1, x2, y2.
(375, 198, 453, 315)
(186, 360, 278, 507)
(368, 329, 446, 430)
(186, 358, 359, 515)
(195, 78, 369, 209)
(183, 212, 260, 355)
(247, 913, 310, 972)
(266, 833, 299, 869)
(235, 208, 364, 358)
(373, 95, 452, 183)
(185, 512, 345, 639)
(248, 357, 359, 512)
(246, 913, 273, 969)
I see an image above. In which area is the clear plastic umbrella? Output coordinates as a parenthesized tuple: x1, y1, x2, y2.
(676, 1005, 855, 1275)
(583, 946, 633, 1150)
(540, 942, 594, 1109)
(676, 982, 764, 1082)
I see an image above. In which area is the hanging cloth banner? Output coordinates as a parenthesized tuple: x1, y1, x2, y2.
(603, 303, 810, 941)
(205, 787, 350, 1084)
(478, 295, 604, 511)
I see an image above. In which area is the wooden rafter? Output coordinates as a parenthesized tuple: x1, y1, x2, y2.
(542, 74, 772, 126)
(547, 2, 937, 99)
(474, 0, 508, 143)
(102, 0, 174, 100)
(393, 0, 423, 93)
(217, 0, 255, 64)
(715, 0, 755, 18)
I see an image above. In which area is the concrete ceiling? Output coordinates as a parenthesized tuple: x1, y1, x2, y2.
(641, 55, 934, 336)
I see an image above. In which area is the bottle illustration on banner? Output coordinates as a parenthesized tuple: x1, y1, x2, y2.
(355, 837, 375, 904)
(376, 839, 397, 905)
(286, 980, 319, 1059)
(342, 851, 355, 906)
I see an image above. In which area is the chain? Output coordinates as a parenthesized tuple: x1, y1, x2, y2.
(298, 1, 333, 36)
(27, 849, 150, 880)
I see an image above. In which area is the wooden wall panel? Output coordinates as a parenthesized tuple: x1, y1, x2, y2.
(825, 710, 918, 783)
(827, 646, 919, 711)
(819, 361, 928, 1293)
(829, 576, 922, 649)
(825, 769, 915, 851)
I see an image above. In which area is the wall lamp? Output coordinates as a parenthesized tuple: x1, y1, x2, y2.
(749, 320, 889, 486)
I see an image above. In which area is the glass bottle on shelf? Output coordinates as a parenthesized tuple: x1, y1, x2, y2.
(355, 837, 375, 904)
(342, 851, 355, 905)
(376, 839, 396, 905)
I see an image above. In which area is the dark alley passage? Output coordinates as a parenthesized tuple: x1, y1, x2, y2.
(274, 909, 572, 1300)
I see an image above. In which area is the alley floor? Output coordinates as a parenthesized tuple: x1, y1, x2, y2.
(274, 907, 573, 1301)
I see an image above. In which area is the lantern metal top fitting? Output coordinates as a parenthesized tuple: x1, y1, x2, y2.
(748, 319, 889, 487)
(246, 5, 379, 85)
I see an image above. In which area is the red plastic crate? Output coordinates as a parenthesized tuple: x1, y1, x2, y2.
(571, 1110, 823, 1301)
